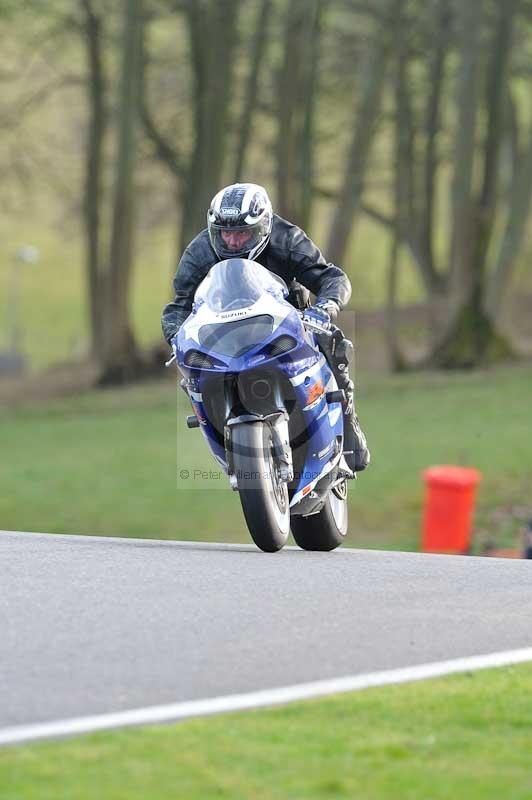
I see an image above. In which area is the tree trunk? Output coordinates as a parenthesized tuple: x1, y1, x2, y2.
(418, 0, 451, 290)
(425, 302, 514, 369)
(447, 0, 482, 303)
(471, 0, 515, 284)
(386, 220, 406, 371)
(299, 0, 323, 231)
(485, 114, 532, 320)
(386, 0, 409, 371)
(180, 0, 238, 251)
(80, 0, 106, 361)
(98, 0, 143, 384)
(232, 0, 272, 183)
(325, 0, 394, 265)
(276, 0, 308, 223)
(425, 0, 516, 368)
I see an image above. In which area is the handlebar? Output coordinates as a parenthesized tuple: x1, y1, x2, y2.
(298, 310, 333, 337)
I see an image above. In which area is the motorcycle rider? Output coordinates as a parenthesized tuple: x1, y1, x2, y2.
(161, 182, 370, 473)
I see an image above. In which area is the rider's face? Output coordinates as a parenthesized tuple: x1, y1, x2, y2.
(221, 229, 253, 251)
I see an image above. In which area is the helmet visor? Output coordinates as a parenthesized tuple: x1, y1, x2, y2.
(208, 219, 270, 259)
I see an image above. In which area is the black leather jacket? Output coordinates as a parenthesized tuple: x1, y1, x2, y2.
(161, 213, 352, 342)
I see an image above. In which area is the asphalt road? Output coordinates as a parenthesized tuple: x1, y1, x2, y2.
(1, 530, 532, 733)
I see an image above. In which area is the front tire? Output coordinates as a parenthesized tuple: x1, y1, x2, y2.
(291, 479, 348, 551)
(231, 422, 291, 553)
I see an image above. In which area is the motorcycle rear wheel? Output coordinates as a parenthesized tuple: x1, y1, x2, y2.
(291, 479, 348, 551)
(232, 421, 291, 553)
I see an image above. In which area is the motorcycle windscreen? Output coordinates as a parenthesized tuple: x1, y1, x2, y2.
(195, 258, 288, 313)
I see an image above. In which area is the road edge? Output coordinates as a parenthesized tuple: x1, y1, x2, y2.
(2, 647, 532, 747)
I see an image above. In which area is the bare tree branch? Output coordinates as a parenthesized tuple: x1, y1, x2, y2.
(140, 54, 185, 179)
(0, 76, 82, 131)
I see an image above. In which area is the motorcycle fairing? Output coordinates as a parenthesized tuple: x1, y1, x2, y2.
(175, 259, 345, 507)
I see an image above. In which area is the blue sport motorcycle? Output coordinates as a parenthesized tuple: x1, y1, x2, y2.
(172, 258, 352, 553)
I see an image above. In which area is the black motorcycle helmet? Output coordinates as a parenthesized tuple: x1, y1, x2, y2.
(207, 183, 273, 260)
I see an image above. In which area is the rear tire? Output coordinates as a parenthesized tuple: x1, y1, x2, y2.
(232, 422, 290, 553)
(291, 479, 348, 551)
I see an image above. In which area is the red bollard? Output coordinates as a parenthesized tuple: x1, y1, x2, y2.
(421, 465, 482, 554)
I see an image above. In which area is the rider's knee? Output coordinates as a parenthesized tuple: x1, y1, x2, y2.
(334, 336, 354, 372)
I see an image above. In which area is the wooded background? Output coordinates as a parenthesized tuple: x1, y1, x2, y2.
(1, 0, 531, 384)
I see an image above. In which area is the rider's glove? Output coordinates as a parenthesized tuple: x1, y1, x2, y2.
(315, 298, 340, 322)
(164, 331, 180, 367)
(303, 300, 339, 332)
(170, 330, 180, 355)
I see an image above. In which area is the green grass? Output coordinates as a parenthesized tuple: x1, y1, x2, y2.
(2, 663, 532, 799)
(1, 362, 531, 551)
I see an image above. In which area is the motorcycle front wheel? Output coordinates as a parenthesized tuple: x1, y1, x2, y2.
(291, 479, 348, 551)
(232, 421, 291, 553)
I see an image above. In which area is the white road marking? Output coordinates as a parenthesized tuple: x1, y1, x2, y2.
(2, 647, 532, 747)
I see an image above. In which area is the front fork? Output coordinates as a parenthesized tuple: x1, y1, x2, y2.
(225, 411, 294, 491)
